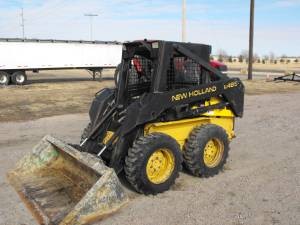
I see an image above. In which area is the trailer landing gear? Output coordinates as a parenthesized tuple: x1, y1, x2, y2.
(89, 69, 103, 81)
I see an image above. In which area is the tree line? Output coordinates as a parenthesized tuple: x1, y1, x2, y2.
(213, 49, 299, 64)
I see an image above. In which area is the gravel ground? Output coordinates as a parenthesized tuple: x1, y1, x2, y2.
(0, 93, 300, 225)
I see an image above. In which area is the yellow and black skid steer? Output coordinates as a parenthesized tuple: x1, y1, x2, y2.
(7, 40, 244, 225)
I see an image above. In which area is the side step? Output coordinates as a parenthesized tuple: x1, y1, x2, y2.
(7, 135, 128, 225)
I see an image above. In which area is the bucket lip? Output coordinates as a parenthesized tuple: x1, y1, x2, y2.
(6, 175, 52, 225)
(7, 135, 129, 225)
(43, 135, 111, 176)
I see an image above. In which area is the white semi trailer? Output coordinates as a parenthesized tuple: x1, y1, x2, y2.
(0, 38, 123, 85)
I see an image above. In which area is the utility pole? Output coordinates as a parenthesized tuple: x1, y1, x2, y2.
(248, 0, 255, 80)
(21, 7, 25, 39)
(84, 14, 98, 41)
(182, 0, 186, 42)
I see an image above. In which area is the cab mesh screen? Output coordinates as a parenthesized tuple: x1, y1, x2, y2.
(166, 57, 211, 91)
(127, 56, 152, 100)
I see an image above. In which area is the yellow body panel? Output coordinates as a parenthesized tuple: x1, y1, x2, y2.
(144, 99, 235, 150)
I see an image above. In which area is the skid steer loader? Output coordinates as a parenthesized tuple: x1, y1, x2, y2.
(7, 40, 244, 225)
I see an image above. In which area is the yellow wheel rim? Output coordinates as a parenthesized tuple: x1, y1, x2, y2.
(203, 138, 224, 168)
(146, 148, 175, 184)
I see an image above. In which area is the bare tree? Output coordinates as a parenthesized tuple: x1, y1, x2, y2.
(240, 50, 249, 62)
(279, 54, 286, 63)
(269, 52, 275, 63)
(253, 53, 259, 63)
(263, 55, 269, 62)
(238, 55, 244, 63)
(281, 54, 287, 59)
(217, 49, 228, 62)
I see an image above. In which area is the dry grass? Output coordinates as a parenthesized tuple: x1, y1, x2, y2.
(0, 81, 113, 122)
(227, 62, 300, 73)
(0, 79, 299, 122)
(244, 80, 300, 95)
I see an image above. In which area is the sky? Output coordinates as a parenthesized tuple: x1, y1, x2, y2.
(0, 0, 299, 56)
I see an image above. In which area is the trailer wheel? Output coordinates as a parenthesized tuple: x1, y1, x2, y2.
(11, 71, 27, 85)
(0, 71, 10, 86)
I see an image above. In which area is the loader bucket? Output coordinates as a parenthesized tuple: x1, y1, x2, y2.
(7, 135, 128, 225)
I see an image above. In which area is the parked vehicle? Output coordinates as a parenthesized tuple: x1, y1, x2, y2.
(210, 60, 228, 75)
(0, 38, 122, 85)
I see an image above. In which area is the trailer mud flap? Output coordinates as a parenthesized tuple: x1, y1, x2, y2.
(7, 135, 128, 225)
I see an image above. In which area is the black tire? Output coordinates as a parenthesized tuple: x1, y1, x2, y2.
(80, 122, 92, 143)
(114, 64, 121, 87)
(79, 122, 105, 156)
(0, 71, 10, 86)
(79, 122, 99, 154)
(11, 71, 27, 85)
(125, 133, 182, 194)
(183, 124, 229, 177)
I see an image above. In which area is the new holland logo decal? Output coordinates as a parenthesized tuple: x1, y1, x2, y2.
(171, 86, 217, 102)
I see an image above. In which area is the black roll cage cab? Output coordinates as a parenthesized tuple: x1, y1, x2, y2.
(116, 40, 228, 106)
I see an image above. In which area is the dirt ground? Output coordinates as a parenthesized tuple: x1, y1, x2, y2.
(0, 93, 300, 224)
(0, 70, 300, 225)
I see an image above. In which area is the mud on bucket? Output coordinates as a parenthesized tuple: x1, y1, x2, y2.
(7, 135, 128, 225)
